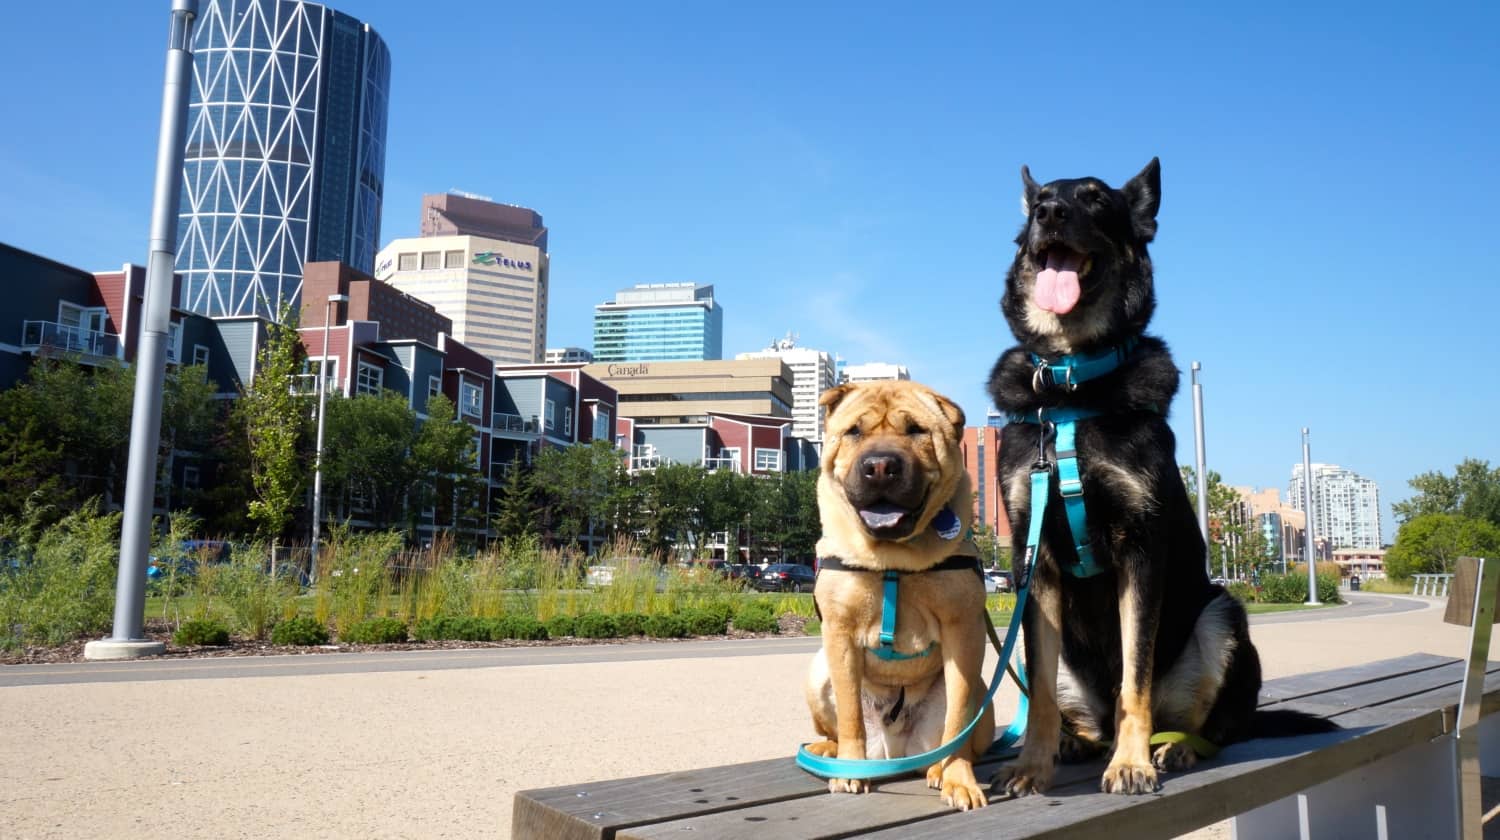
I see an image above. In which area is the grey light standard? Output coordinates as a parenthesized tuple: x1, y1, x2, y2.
(1301, 427, 1321, 605)
(1191, 362, 1211, 576)
(85, 0, 199, 660)
(309, 293, 349, 585)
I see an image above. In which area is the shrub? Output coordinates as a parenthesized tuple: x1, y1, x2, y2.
(270, 616, 330, 646)
(413, 615, 489, 641)
(644, 614, 689, 638)
(545, 614, 577, 638)
(1259, 573, 1341, 605)
(732, 603, 779, 633)
(573, 612, 619, 639)
(615, 613, 648, 637)
(0, 504, 120, 648)
(217, 543, 296, 640)
(1224, 581, 1258, 604)
(173, 618, 230, 647)
(681, 608, 728, 636)
(493, 615, 547, 640)
(341, 616, 408, 645)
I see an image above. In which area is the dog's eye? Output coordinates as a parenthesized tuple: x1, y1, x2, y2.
(906, 424, 928, 436)
(844, 426, 862, 439)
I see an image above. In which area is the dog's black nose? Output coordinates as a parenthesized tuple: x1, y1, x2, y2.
(1034, 199, 1068, 227)
(860, 452, 903, 483)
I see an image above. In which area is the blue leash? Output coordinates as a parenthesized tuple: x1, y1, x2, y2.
(794, 472, 1048, 780)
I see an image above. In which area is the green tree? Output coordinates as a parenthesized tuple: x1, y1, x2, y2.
(158, 363, 219, 510)
(410, 394, 485, 533)
(699, 469, 755, 559)
(751, 468, 819, 563)
(235, 309, 311, 547)
(1384, 513, 1500, 579)
(531, 441, 626, 552)
(491, 458, 537, 540)
(1180, 466, 1242, 575)
(639, 462, 705, 557)
(321, 390, 419, 531)
(1392, 459, 1500, 528)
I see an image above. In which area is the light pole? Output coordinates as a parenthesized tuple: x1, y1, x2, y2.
(310, 292, 349, 584)
(1191, 362, 1211, 576)
(85, 0, 198, 660)
(1301, 427, 1320, 605)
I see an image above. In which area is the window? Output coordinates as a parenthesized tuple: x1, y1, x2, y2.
(421, 251, 441, 270)
(721, 447, 740, 465)
(428, 376, 442, 400)
(398, 252, 417, 271)
(544, 400, 556, 432)
(192, 344, 210, 366)
(306, 358, 338, 394)
(182, 465, 200, 490)
(460, 381, 482, 418)
(755, 448, 782, 472)
(593, 408, 610, 441)
(444, 250, 464, 269)
(563, 406, 573, 437)
(356, 362, 383, 396)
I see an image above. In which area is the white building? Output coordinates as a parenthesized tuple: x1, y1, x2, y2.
(840, 361, 911, 383)
(375, 234, 548, 365)
(1288, 463, 1383, 550)
(735, 334, 836, 445)
(545, 347, 593, 364)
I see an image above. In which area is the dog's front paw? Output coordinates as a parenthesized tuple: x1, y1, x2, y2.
(1100, 759, 1159, 794)
(937, 760, 988, 811)
(989, 755, 1055, 797)
(1059, 730, 1106, 764)
(1151, 741, 1198, 772)
(804, 739, 838, 758)
(827, 777, 870, 794)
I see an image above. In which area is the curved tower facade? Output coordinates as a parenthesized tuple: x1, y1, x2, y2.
(176, 0, 390, 319)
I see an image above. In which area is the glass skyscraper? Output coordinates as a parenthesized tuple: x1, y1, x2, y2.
(593, 283, 723, 362)
(176, 0, 390, 319)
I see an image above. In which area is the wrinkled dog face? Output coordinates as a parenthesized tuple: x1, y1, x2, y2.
(819, 381, 966, 541)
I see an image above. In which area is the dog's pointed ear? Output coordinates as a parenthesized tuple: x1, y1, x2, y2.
(1020, 165, 1041, 217)
(819, 383, 855, 414)
(1123, 157, 1161, 242)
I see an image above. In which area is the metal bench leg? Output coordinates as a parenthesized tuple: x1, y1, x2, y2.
(1454, 556, 1498, 839)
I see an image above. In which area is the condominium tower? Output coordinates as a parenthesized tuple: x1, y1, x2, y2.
(176, 0, 390, 319)
(593, 283, 723, 362)
(1288, 463, 1383, 550)
(376, 195, 550, 365)
(735, 334, 836, 445)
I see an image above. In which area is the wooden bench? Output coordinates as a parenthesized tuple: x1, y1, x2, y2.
(516, 557, 1500, 838)
(513, 652, 1500, 839)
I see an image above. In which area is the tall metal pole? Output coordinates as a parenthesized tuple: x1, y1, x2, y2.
(1191, 362, 1211, 576)
(86, 0, 199, 660)
(309, 293, 348, 584)
(1301, 427, 1321, 605)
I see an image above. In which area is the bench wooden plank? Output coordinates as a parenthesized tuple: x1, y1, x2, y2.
(513, 654, 1486, 840)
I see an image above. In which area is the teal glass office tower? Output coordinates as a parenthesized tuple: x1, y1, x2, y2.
(176, 0, 390, 319)
(593, 283, 723, 362)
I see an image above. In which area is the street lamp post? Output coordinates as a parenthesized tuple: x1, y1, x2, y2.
(1191, 362, 1212, 576)
(310, 293, 349, 584)
(1301, 427, 1320, 605)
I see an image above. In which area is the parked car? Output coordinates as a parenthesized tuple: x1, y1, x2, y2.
(755, 563, 817, 593)
(984, 569, 1013, 594)
(725, 564, 760, 586)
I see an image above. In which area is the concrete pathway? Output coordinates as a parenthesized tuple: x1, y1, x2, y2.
(0, 594, 1473, 839)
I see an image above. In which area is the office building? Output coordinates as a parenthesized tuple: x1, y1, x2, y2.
(841, 361, 910, 383)
(1287, 464, 1383, 550)
(735, 334, 836, 445)
(593, 283, 722, 362)
(545, 347, 594, 364)
(177, 0, 390, 319)
(961, 425, 1011, 550)
(420, 192, 548, 251)
(583, 358, 792, 426)
(376, 232, 548, 365)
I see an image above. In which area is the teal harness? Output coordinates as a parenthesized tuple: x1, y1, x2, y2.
(814, 555, 983, 661)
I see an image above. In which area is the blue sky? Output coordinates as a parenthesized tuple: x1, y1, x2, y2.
(2, 1, 1497, 542)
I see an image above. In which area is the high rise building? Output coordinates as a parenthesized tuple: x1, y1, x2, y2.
(176, 0, 391, 319)
(1288, 463, 1383, 550)
(545, 347, 594, 364)
(592, 283, 722, 362)
(376, 230, 548, 365)
(420, 192, 548, 251)
(735, 334, 836, 445)
(840, 361, 911, 383)
(961, 425, 1011, 551)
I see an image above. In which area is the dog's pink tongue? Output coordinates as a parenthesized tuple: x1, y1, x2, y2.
(1034, 251, 1082, 315)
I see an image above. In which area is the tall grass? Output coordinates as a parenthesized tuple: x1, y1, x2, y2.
(216, 540, 298, 639)
(0, 502, 120, 648)
(314, 529, 403, 635)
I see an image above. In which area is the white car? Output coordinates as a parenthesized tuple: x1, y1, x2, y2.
(984, 570, 1013, 593)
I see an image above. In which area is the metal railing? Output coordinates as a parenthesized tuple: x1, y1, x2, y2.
(493, 412, 539, 433)
(702, 456, 740, 473)
(21, 320, 120, 358)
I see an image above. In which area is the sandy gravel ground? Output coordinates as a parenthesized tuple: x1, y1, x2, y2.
(1, 594, 1479, 839)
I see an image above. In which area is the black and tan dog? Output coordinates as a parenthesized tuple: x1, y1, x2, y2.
(988, 159, 1333, 797)
(804, 380, 995, 811)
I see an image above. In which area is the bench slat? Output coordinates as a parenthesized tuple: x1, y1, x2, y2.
(1256, 652, 1456, 704)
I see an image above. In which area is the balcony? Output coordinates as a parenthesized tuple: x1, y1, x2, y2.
(21, 320, 120, 360)
(494, 412, 540, 434)
(702, 456, 740, 473)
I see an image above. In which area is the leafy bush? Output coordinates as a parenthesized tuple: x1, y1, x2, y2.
(173, 618, 230, 647)
(493, 615, 547, 640)
(681, 608, 728, 636)
(545, 614, 577, 638)
(341, 616, 408, 644)
(1224, 581, 1258, 604)
(644, 614, 689, 638)
(732, 603, 779, 633)
(573, 612, 619, 639)
(414, 615, 488, 641)
(0, 504, 120, 648)
(270, 616, 330, 646)
(217, 543, 297, 640)
(1259, 573, 1341, 604)
(615, 613, 648, 637)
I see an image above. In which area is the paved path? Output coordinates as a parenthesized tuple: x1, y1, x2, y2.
(0, 593, 1469, 839)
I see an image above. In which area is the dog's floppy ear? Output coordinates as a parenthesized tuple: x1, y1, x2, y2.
(819, 383, 856, 414)
(1122, 157, 1161, 242)
(1020, 165, 1041, 217)
(928, 392, 966, 431)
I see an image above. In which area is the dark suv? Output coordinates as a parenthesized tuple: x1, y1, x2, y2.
(754, 563, 817, 592)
